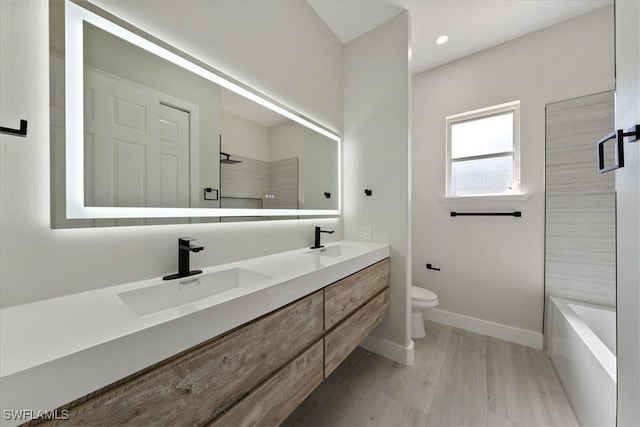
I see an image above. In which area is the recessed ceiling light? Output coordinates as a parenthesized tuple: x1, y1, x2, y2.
(436, 34, 449, 45)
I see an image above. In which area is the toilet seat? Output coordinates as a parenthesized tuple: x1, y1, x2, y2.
(411, 286, 437, 303)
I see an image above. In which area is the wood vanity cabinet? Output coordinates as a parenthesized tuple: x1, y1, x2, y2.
(324, 258, 390, 328)
(38, 292, 324, 427)
(325, 288, 390, 376)
(209, 341, 324, 427)
(210, 258, 390, 426)
(35, 258, 390, 427)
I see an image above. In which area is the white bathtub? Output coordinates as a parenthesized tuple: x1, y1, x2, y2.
(547, 297, 616, 426)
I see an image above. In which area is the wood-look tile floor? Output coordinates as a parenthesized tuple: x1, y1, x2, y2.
(283, 321, 578, 427)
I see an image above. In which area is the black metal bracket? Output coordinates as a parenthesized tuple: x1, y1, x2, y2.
(0, 119, 28, 137)
(364, 189, 372, 196)
(597, 125, 639, 173)
(204, 188, 219, 201)
(426, 263, 441, 271)
(451, 211, 522, 217)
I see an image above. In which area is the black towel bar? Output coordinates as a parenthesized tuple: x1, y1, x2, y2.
(450, 211, 522, 217)
(0, 119, 28, 137)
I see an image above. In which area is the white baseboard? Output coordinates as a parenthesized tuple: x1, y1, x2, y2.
(423, 308, 543, 349)
(359, 335, 415, 365)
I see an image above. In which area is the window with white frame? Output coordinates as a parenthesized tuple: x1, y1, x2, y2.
(446, 101, 520, 197)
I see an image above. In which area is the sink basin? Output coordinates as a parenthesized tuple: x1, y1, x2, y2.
(305, 245, 349, 258)
(119, 268, 273, 317)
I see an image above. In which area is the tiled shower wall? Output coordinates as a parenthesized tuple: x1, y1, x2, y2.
(545, 91, 616, 307)
(220, 155, 298, 210)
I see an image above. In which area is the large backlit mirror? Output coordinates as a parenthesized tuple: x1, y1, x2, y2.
(50, 0, 340, 227)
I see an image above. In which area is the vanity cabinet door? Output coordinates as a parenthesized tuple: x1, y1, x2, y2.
(324, 288, 390, 376)
(43, 291, 324, 427)
(324, 258, 390, 328)
(209, 340, 324, 426)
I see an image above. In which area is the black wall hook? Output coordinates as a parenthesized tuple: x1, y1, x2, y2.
(0, 119, 28, 137)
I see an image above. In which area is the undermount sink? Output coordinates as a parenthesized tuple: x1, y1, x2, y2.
(305, 245, 349, 258)
(119, 268, 273, 317)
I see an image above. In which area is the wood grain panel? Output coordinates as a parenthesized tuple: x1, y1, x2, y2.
(324, 288, 390, 377)
(545, 92, 615, 194)
(545, 91, 616, 307)
(42, 291, 323, 427)
(210, 341, 323, 426)
(546, 193, 616, 305)
(324, 258, 390, 329)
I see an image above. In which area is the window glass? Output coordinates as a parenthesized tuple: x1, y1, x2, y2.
(446, 101, 519, 197)
(451, 156, 514, 196)
(451, 112, 513, 159)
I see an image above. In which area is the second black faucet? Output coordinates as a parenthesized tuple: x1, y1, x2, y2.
(311, 226, 334, 249)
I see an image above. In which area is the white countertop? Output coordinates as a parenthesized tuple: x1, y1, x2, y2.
(0, 240, 388, 423)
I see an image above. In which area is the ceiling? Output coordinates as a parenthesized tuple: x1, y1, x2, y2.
(308, 0, 612, 75)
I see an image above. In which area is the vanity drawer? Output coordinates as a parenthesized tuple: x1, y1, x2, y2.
(324, 287, 390, 377)
(209, 340, 324, 426)
(324, 258, 390, 328)
(42, 291, 324, 426)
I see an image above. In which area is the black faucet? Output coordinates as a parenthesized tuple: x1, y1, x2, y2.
(310, 226, 334, 249)
(163, 237, 204, 280)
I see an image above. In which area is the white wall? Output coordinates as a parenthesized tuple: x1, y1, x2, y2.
(344, 12, 412, 364)
(221, 110, 270, 162)
(303, 130, 339, 210)
(412, 7, 614, 341)
(269, 121, 303, 163)
(0, 0, 343, 307)
(614, 0, 640, 424)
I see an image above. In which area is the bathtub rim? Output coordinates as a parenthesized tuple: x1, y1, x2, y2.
(548, 296, 616, 382)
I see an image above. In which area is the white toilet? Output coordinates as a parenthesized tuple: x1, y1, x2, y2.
(411, 285, 439, 339)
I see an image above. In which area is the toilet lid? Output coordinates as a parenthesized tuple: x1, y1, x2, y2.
(411, 286, 438, 302)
